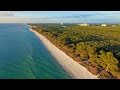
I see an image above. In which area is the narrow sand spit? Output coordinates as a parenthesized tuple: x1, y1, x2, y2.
(29, 28, 98, 79)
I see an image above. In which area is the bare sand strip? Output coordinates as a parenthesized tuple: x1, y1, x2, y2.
(29, 28, 98, 79)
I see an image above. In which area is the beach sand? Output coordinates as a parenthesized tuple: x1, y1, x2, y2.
(29, 28, 98, 79)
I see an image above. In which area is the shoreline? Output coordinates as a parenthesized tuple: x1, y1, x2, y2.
(29, 27, 98, 79)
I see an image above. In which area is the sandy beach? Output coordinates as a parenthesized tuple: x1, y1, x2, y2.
(29, 28, 98, 79)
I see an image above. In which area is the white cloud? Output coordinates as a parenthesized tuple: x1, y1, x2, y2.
(0, 11, 120, 23)
(0, 11, 14, 16)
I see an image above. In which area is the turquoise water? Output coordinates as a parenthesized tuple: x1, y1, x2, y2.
(0, 24, 71, 79)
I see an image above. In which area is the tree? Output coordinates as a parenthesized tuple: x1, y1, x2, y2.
(75, 42, 89, 60)
(99, 51, 119, 73)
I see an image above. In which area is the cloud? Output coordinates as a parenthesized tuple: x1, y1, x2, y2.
(33, 12, 108, 19)
(0, 11, 120, 23)
(0, 11, 14, 16)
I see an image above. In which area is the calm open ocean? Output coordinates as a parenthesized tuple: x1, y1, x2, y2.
(0, 24, 71, 79)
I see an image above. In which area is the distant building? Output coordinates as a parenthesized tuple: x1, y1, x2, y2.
(78, 23, 89, 26)
(60, 22, 63, 25)
(32, 26, 37, 28)
(62, 26, 68, 28)
(101, 24, 107, 27)
(112, 25, 115, 27)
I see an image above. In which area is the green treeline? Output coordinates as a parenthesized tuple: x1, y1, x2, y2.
(29, 24, 120, 79)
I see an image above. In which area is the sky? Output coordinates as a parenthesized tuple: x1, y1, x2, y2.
(0, 11, 120, 23)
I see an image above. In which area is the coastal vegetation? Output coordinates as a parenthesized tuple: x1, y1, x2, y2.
(29, 23, 120, 79)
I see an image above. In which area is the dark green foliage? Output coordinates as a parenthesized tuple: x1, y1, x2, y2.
(30, 24, 120, 78)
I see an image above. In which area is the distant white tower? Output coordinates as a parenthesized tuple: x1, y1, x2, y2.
(60, 22, 63, 25)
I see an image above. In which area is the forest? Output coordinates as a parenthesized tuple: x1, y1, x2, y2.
(29, 23, 120, 79)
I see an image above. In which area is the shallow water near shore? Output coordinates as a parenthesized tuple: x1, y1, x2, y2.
(0, 24, 72, 79)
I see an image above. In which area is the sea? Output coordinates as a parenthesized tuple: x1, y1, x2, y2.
(0, 23, 71, 79)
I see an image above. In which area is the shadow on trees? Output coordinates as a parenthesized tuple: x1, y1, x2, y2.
(98, 45, 120, 60)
